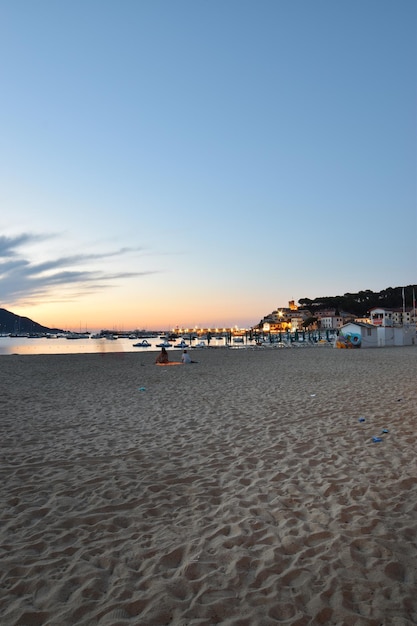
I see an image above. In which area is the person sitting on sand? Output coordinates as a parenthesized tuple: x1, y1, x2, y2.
(181, 349, 197, 364)
(155, 347, 169, 364)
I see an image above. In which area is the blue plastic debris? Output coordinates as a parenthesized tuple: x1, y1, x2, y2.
(138, 386, 146, 391)
(381, 428, 389, 434)
(358, 417, 366, 423)
(372, 436, 383, 443)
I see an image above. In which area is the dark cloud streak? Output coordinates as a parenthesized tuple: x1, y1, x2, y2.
(0, 232, 157, 305)
(0, 233, 53, 257)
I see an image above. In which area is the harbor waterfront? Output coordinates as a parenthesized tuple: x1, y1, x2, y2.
(0, 331, 335, 356)
(0, 335, 230, 356)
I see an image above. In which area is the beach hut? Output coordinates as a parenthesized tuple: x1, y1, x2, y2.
(336, 322, 378, 349)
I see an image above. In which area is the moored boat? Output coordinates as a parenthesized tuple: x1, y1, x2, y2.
(193, 341, 207, 348)
(133, 340, 151, 347)
(174, 339, 189, 348)
(156, 340, 172, 348)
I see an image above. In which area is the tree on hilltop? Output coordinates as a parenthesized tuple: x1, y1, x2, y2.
(298, 285, 417, 317)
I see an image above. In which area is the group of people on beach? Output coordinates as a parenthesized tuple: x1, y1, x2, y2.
(155, 347, 197, 365)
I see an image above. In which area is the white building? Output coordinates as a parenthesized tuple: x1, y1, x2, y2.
(376, 325, 416, 347)
(369, 308, 393, 327)
(391, 308, 415, 326)
(290, 315, 305, 331)
(337, 322, 379, 349)
(320, 315, 344, 329)
(338, 321, 416, 348)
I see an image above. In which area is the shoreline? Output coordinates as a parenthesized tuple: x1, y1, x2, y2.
(0, 332, 339, 357)
(1, 347, 416, 624)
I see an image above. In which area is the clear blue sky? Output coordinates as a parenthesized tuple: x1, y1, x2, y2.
(1, 0, 416, 331)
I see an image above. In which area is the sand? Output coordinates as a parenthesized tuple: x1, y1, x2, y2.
(1, 345, 416, 626)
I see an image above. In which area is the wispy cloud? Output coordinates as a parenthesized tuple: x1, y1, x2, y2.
(0, 233, 157, 305)
(0, 234, 53, 257)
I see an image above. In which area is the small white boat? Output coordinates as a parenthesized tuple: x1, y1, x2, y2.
(133, 340, 151, 347)
(174, 340, 189, 348)
(66, 332, 90, 339)
(156, 341, 172, 348)
(193, 341, 207, 348)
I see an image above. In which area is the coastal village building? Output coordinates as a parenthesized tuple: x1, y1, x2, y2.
(370, 307, 416, 327)
(259, 304, 356, 333)
(369, 308, 393, 327)
(258, 302, 297, 332)
(258, 302, 323, 333)
(391, 308, 415, 326)
(314, 309, 355, 330)
(290, 315, 305, 331)
(354, 316, 372, 325)
(319, 315, 344, 330)
(258, 301, 416, 346)
(339, 306, 417, 348)
(260, 319, 291, 333)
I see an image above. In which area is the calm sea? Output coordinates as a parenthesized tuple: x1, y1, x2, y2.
(0, 335, 251, 356)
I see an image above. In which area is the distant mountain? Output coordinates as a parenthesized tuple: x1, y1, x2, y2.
(298, 285, 417, 317)
(0, 308, 64, 335)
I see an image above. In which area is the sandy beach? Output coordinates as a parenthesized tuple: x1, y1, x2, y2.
(1, 345, 416, 625)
